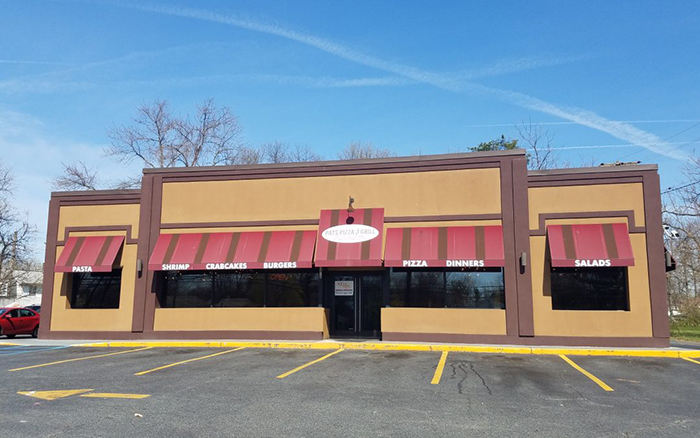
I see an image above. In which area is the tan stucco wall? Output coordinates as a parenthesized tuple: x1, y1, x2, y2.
(49, 241, 137, 332)
(57, 204, 140, 240)
(381, 308, 507, 335)
(160, 168, 502, 224)
(528, 183, 646, 230)
(530, 230, 652, 337)
(153, 307, 328, 333)
(50, 203, 140, 332)
(528, 183, 652, 338)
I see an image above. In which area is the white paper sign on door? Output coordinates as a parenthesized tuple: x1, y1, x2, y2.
(334, 280, 354, 296)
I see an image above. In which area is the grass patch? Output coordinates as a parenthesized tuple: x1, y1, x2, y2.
(671, 323, 700, 343)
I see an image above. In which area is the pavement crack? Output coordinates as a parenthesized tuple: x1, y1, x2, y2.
(467, 361, 492, 396)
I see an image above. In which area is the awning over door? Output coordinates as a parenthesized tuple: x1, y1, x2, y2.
(315, 208, 384, 267)
(384, 225, 505, 268)
(547, 223, 634, 268)
(55, 235, 125, 273)
(148, 231, 317, 271)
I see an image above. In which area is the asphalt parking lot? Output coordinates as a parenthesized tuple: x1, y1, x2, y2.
(1, 340, 699, 437)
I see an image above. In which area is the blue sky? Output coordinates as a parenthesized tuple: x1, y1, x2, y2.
(1, 0, 699, 256)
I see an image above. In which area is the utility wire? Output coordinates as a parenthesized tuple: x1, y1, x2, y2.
(618, 121, 700, 161)
(637, 135, 700, 162)
(661, 179, 700, 195)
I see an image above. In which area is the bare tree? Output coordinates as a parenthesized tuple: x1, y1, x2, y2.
(171, 99, 243, 167)
(233, 146, 262, 165)
(289, 144, 322, 163)
(0, 160, 35, 295)
(261, 141, 290, 164)
(338, 142, 393, 160)
(53, 99, 244, 190)
(259, 142, 322, 164)
(663, 155, 700, 324)
(52, 161, 100, 191)
(515, 118, 560, 170)
(105, 99, 178, 168)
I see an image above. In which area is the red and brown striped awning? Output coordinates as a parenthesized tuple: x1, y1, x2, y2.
(148, 231, 317, 271)
(547, 223, 634, 268)
(55, 236, 125, 273)
(315, 208, 384, 267)
(384, 226, 505, 268)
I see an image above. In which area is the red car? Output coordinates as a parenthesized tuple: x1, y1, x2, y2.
(0, 307, 40, 338)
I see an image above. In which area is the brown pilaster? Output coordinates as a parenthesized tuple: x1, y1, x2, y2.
(142, 175, 164, 333)
(511, 157, 534, 336)
(38, 199, 60, 337)
(642, 171, 670, 338)
(500, 158, 520, 336)
(131, 174, 154, 333)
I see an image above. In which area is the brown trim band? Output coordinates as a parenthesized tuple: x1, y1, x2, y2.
(531, 210, 645, 236)
(528, 177, 644, 188)
(161, 162, 503, 184)
(58, 225, 138, 245)
(159, 214, 503, 230)
(144, 150, 516, 176)
(41, 330, 325, 341)
(383, 332, 669, 348)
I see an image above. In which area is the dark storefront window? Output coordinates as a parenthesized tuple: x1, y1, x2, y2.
(214, 272, 265, 307)
(160, 270, 319, 308)
(390, 268, 505, 309)
(550, 267, 629, 311)
(445, 270, 506, 308)
(71, 270, 122, 309)
(266, 272, 320, 307)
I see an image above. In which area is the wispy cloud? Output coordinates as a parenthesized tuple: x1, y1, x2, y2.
(114, 2, 688, 161)
(0, 73, 415, 94)
(0, 42, 233, 94)
(0, 107, 143, 255)
(450, 55, 592, 81)
(464, 119, 700, 128)
(0, 59, 71, 65)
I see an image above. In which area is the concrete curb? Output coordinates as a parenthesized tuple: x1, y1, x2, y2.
(75, 341, 700, 358)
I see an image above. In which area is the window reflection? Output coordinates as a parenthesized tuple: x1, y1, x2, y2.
(390, 268, 504, 309)
(71, 270, 122, 309)
(550, 267, 629, 311)
(160, 270, 319, 308)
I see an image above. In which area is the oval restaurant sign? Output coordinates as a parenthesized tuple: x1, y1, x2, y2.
(321, 224, 379, 244)
(315, 208, 385, 267)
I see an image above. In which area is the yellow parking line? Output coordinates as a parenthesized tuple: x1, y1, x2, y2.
(431, 351, 449, 385)
(80, 393, 150, 399)
(682, 357, 700, 366)
(9, 347, 152, 372)
(277, 349, 344, 379)
(134, 347, 246, 376)
(560, 355, 614, 392)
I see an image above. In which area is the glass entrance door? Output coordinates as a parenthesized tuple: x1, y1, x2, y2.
(328, 273, 383, 338)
